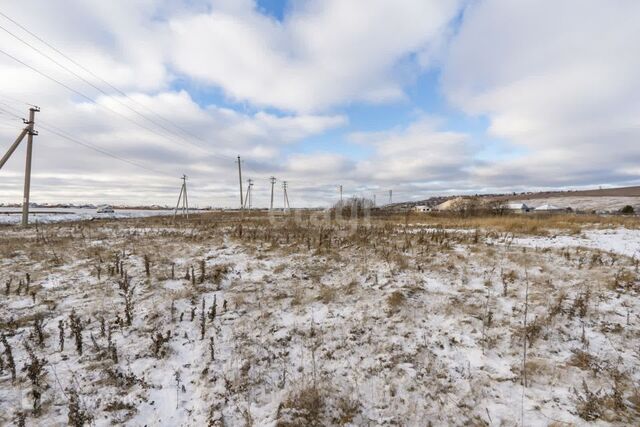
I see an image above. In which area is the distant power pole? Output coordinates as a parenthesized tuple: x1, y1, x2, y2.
(236, 155, 243, 209)
(0, 106, 39, 227)
(243, 179, 253, 210)
(339, 185, 343, 203)
(173, 175, 189, 220)
(269, 177, 276, 210)
(373, 194, 376, 207)
(282, 181, 290, 211)
(389, 190, 392, 204)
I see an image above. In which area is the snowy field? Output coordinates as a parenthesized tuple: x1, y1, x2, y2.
(520, 196, 640, 213)
(0, 207, 176, 225)
(0, 213, 639, 426)
(510, 228, 640, 259)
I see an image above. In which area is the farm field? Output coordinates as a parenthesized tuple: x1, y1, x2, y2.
(0, 208, 178, 225)
(1, 212, 639, 426)
(517, 197, 640, 213)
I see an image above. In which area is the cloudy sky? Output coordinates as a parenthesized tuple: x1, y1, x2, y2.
(0, 0, 638, 207)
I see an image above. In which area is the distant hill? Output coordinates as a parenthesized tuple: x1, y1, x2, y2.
(497, 186, 640, 200)
(383, 185, 640, 211)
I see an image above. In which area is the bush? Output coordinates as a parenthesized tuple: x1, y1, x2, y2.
(387, 291, 405, 312)
(277, 386, 324, 426)
(620, 205, 635, 215)
(331, 197, 375, 219)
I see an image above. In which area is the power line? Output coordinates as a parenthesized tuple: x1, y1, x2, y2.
(0, 91, 37, 108)
(0, 105, 22, 120)
(0, 11, 239, 163)
(0, 10, 212, 148)
(0, 48, 159, 133)
(0, 101, 181, 181)
(36, 122, 174, 178)
(0, 102, 177, 178)
(0, 15, 386, 203)
(0, 47, 235, 164)
(0, 21, 209, 148)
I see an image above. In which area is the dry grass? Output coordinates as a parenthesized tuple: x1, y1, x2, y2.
(317, 285, 337, 304)
(1, 209, 639, 425)
(397, 211, 640, 234)
(386, 291, 406, 312)
(277, 386, 325, 427)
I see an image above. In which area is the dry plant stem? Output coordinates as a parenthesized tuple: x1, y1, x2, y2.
(522, 267, 530, 426)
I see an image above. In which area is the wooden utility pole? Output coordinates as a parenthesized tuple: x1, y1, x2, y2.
(389, 189, 392, 205)
(269, 176, 276, 210)
(173, 175, 189, 220)
(243, 179, 253, 210)
(0, 106, 39, 227)
(21, 108, 38, 227)
(339, 185, 343, 203)
(236, 155, 243, 209)
(282, 181, 290, 211)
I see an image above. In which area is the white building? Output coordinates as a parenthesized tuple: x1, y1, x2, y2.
(504, 202, 531, 213)
(414, 205, 431, 213)
(533, 203, 566, 213)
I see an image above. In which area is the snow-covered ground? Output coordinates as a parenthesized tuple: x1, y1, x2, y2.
(521, 196, 640, 212)
(0, 218, 639, 425)
(0, 207, 176, 225)
(508, 228, 640, 259)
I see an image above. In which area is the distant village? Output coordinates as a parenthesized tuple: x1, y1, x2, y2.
(411, 196, 636, 215)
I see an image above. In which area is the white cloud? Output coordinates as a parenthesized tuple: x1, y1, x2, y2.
(352, 117, 472, 184)
(286, 153, 352, 176)
(443, 0, 640, 187)
(169, 0, 462, 112)
(0, 2, 349, 206)
(0, 89, 345, 206)
(3, 0, 638, 208)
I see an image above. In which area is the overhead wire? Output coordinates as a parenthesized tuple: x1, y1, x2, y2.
(0, 91, 37, 108)
(0, 12, 241, 164)
(0, 11, 385, 205)
(38, 122, 175, 178)
(0, 10, 213, 148)
(0, 9, 312, 182)
(0, 102, 175, 179)
(2, 101, 384, 203)
(1, 47, 231, 160)
(0, 21, 213, 148)
(0, 104, 23, 120)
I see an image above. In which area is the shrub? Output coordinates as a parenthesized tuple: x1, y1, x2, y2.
(1, 334, 16, 382)
(620, 205, 635, 215)
(67, 388, 92, 426)
(574, 379, 606, 421)
(331, 197, 374, 219)
(24, 343, 47, 414)
(387, 291, 405, 312)
(69, 310, 84, 355)
(277, 386, 325, 426)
